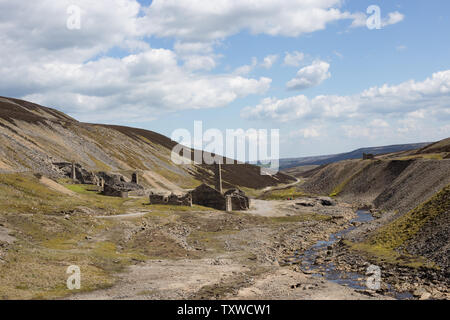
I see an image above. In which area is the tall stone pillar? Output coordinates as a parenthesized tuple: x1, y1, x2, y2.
(215, 163, 222, 193)
(71, 162, 76, 180)
(132, 172, 139, 184)
(225, 195, 232, 212)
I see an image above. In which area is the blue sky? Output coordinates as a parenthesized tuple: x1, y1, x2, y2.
(1, 0, 449, 158)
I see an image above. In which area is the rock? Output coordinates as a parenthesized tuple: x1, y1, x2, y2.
(296, 201, 315, 207)
(418, 291, 432, 300)
(318, 197, 336, 206)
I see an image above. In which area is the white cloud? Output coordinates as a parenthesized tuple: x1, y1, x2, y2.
(286, 60, 331, 90)
(141, 0, 365, 41)
(369, 119, 389, 128)
(182, 55, 218, 71)
(242, 69, 450, 123)
(290, 126, 323, 139)
(234, 57, 258, 75)
(283, 51, 305, 67)
(261, 55, 279, 69)
(342, 125, 372, 138)
(383, 11, 404, 27)
(0, 0, 407, 124)
(0, 1, 275, 122)
(9, 49, 271, 123)
(173, 41, 216, 55)
(333, 51, 344, 59)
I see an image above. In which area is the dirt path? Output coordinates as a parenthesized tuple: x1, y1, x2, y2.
(95, 211, 150, 220)
(260, 177, 301, 193)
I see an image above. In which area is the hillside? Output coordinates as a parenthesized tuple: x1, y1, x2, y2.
(279, 142, 431, 169)
(298, 140, 450, 270)
(0, 96, 294, 191)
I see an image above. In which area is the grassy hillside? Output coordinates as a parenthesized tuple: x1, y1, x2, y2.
(0, 172, 213, 299)
(347, 185, 450, 269)
(0, 96, 294, 191)
(298, 142, 450, 270)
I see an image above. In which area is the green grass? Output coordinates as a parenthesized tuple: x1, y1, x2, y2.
(260, 187, 307, 200)
(0, 213, 117, 299)
(329, 163, 370, 197)
(0, 173, 72, 214)
(395, 153, 444, 161)
(0, 172, 215, 299)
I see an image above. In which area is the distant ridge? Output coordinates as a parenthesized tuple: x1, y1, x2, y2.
(278, 142, 431, 169)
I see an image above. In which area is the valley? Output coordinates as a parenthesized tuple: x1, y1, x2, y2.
(0, 97, 448, 300)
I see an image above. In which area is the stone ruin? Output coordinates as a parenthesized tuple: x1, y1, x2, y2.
(189, 164, 250, 211)
(53, 162, 100, 185)
(52, 162, 144, 198)
(189, 184, 250, 211)
(224, 188, 250, 211)
(190, 183, 226, 210)
(147, 163, 250, 211)
(97, 171, 144, 197)
(149, 192, 192, 206)
(363, 153, 375, 160)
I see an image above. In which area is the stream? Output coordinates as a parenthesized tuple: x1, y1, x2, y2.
(289, 210, 413, 299)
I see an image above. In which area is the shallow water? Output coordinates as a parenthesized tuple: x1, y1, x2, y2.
(290, 210, 413, 299)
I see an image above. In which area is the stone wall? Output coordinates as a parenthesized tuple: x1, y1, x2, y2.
(190, 184, 250, 211)
(53, 162, 99, 185)
(102, 185, 129, 198)
(363, 153, 375, 160)
(190, 184, 226, 210)
(224, 188, 250, 210)
(149, 192, 192, 206)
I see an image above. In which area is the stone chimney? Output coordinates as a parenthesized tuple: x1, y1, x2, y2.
(71, 162, 76, 180)
(132, 172, 139, 184)
(214, 163, 222, 193)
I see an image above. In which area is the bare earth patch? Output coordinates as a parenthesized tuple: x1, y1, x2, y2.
(39, 176, 77, 196)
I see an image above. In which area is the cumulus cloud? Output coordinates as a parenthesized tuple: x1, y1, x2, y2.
(383, 11, 405, 27)
(19, 51, 271, 122)
(290, 126, 323, 139)
(0, 1, 275, 122)
(286, 60, 331, 90)
(0, 0, 405, 123)
(234, 57, 258, 75)
(283, 51, 305, 67)
(261, 55, 279, 69)
(141, 0, 363, 41)
(242, 70, 450, 123)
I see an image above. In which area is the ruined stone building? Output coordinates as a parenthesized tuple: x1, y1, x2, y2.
(190, 164, 250, 211)
(53, 162, 100, 185)
(147, 163, 250, 211)
(363, 153, 375, 160)
(99, 171, 144, 198)
(149, 192, 192, 206)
